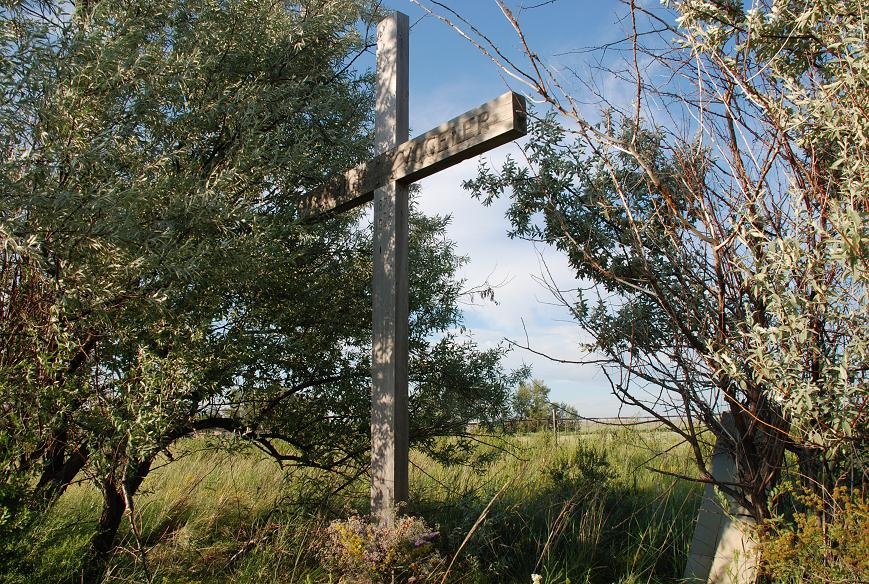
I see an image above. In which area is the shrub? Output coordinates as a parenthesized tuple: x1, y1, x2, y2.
(758, 484, 868, 583)
(320, 514, 443, 583)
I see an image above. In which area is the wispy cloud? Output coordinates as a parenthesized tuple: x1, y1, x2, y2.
(412, 148, 626, 415)
(388, 0, 646, 416)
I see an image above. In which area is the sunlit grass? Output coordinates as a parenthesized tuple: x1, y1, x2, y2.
(20, 426, 703, 583)
(409, 427, 701, 583)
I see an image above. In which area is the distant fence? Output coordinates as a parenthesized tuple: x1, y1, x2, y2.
(467, 414, 687, 435)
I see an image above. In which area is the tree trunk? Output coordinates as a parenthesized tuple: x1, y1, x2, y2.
(90, 480, 125, 558)
(87, 455, 155, 579)
(34, 442, 88, 507)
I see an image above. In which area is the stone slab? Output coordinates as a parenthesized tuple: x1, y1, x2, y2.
(684, 413, 759, 583)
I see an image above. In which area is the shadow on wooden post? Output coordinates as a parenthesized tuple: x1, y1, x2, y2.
(684, 412, 758, 583)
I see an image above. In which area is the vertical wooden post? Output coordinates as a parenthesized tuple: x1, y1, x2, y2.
(552, 407, 558, 445)
(371, 11, 409, 525)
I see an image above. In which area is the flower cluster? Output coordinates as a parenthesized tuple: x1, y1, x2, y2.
(320, 513, 443, 583)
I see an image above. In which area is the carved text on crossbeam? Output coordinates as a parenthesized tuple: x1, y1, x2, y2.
(303, 91, 526, 218)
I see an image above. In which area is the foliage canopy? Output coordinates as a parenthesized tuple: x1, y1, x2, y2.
(0, 0, 515, 567)
(453, 0, 868, 523)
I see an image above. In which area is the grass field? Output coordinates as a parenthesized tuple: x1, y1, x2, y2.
(17, 425, 703, 583)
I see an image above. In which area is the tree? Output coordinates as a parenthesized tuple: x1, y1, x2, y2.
(0, 0, 375, 562)
(513, 378, 551, 421)
(555, 401, 578, 419)
(420, 0, 868, 523)
(0, 0, 514, 571)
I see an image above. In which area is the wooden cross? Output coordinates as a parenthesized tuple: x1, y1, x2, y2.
(304, 12, 526, 523)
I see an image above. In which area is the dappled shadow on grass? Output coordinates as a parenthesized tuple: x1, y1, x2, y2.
(6, 432, 703, 584)
(410, 432, 703, 584)
(1, 488, 98, 584)
(7, 443, 332, 584)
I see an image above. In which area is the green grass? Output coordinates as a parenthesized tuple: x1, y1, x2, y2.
(409, 428, 701, 583)
(11, 427, 703, 584)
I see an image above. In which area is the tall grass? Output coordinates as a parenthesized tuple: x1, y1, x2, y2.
(12, 426, 702, 583)
(410, 427, 701, 583)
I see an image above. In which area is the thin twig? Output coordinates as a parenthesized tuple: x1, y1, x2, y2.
(438, 476, 515, 584)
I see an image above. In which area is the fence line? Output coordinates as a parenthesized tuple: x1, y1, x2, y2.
(467, 414, 687, 434)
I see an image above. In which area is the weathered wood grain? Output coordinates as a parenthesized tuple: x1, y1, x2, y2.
(304, 11, 529, 526)
(301, 91, 527, 218)
(370, 11, 409, 526)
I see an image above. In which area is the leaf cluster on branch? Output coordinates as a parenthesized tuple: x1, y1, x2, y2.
(0, 0, 515, 568)
(418, 0, 868, 522)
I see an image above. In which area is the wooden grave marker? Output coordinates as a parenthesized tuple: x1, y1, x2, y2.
(304, 12, 527, 524)
(684, 413, 759, 583)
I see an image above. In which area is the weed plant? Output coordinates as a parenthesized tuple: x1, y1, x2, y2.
(758, 484, 868, 583)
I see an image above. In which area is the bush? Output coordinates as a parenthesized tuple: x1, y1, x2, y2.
(320, 514, 443, 583)
(758, 484, 868, 583)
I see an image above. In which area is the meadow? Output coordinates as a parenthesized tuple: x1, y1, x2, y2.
(15, 425, 703, 583)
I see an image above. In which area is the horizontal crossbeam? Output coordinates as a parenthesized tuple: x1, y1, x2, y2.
(301, 91, 527, 218)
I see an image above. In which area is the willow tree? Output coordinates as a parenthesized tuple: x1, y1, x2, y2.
(0, 0, 513, 568)
(420, 0, 868, 523)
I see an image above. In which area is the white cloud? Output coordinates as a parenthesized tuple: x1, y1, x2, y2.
(410, 147, 627, 416)
(383, 2, 645, 416)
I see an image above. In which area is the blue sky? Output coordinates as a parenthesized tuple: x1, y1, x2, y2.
(373, 1, 642, 416)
